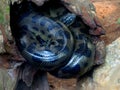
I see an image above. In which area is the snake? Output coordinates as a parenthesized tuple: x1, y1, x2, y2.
(10, 0, 95, 78)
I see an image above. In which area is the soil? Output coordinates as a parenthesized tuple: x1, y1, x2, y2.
(48, 0, 120, 90)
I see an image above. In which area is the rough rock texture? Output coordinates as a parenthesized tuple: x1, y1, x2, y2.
(0, 69, 16, 90)
(93, 0, 120, 45)
(76, 37, 120, 90)
(0, 35, 5, 53)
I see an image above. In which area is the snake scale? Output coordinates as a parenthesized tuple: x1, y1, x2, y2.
(10, 0, 95, 78)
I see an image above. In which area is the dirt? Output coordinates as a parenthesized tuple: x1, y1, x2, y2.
(48, 0, 120, 90)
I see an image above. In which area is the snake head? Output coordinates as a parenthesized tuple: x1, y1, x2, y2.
(61, 0, 106, 36)
(60, 13, 76, 26)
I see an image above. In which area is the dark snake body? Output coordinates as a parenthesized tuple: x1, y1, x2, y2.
(10, 1, 95, 78)
(16, 12, 74, 70)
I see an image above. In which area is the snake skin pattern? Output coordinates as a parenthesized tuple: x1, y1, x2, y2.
(16, 12, 75, 70)
(10, 0, 95, 78)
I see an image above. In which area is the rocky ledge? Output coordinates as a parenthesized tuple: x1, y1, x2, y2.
(77, 37, 120, 90)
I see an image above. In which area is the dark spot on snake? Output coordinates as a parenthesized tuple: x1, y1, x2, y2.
(51, 41, 56, 45)
(83, 48, 91, 57)
(47, 35, 52, 38)
(36, 35, 46, 44)
(32, 26, 39, 31)
(75, 43, 85, 54)
(40, 20, 46, 26)
(29, 35, 34, 40)
(40, 30, 45, 34)
(47, 25, 54, 31)
(32, 14, 42, 23)
(32, 15, 38, 23)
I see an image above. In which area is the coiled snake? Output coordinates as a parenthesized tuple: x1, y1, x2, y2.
(10, 1, 95, 78)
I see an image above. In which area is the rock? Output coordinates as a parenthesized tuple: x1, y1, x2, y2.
(29, 0, 49, 6)
(0, 35, 5, 53)
(76, 37, 120, 90)
(0, 69, 16, 90)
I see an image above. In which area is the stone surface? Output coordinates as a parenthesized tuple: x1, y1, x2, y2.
(0, 69, 16, 90)
(93, 0, 120, 45)
(0, 35, 5, 53)
(76, 37, 120, 90)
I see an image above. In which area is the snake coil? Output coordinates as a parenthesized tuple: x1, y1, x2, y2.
(10, 0, 95, 78)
